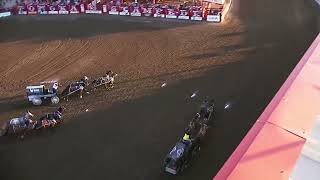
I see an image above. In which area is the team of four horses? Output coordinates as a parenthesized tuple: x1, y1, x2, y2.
(0, 71, 118, 138)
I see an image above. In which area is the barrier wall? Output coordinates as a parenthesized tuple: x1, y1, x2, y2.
(0, 11, 11, 17)
(1, 1, 230, 23)
(214, 33, 320, 179)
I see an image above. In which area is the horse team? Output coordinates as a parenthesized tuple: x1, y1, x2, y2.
(0, 70, 118, 139)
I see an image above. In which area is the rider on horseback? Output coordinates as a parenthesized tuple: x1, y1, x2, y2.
(52, 82, 59, 94)
(198, 96, 213, 119)
(95, 70, 116, 88)
(79, 76, 89, 86)
(22, 111, 34, 129)
(107, 70, 116, 87)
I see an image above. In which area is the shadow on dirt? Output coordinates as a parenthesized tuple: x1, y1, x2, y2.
(0, 15, 204, 43)
(0, 0, 319, 180)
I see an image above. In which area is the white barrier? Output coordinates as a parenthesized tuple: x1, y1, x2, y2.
(48, 11, 58, 14)
(0, 11, 11, 18)
(207, 14, 221, 22)
(166, 9, 177, 19)
(85, 10, 102, 14)
(204, 0, 225, 4)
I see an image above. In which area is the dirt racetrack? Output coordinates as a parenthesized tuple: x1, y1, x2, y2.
(0, 0, 319, 179)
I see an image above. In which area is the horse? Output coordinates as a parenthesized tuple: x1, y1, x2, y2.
(0, 111, 36, 138)
(34, 106, 65, 130)
(92, 71, 117, 90)
(60, 76, 89, 101)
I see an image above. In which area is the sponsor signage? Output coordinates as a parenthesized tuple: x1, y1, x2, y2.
(206, 14, 220, 22)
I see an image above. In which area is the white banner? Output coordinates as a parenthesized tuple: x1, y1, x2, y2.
(166, 9, 176, 19)
(48, 6, 58, 14)
(85, 10, 102, 14)
(206, 15, 220, 22)
(191, 11, 202, 21)
(0, 12, 11, 18)
(203, 0, 225, 4)
(102, 5, 107, 13)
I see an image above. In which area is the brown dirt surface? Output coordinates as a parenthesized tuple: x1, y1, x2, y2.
(0, 0, 319, 179)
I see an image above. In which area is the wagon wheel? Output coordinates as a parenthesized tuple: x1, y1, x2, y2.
(51, 96, 59, 104)
(32, 98, 42, 106)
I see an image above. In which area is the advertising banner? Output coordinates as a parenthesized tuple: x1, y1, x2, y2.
(153, 8, 163, 18)
(206, 14, 220, 22)
(37, 5, 47, 15)
(141, 7, 152, 16)
(203, 0, 225, 4)
(102, 4, 108, 13)
(119, 6, 130, 16)
(109, 6, 118, 15)
(191, 10, 202, 21)
(130, 6, 141, 16)
(0, 11, 11, 17)
(48, 5, 59, 14)
(27, 5, 37, 15)
(166, 9, 176, 19)
(178, 10, 189, 19)
(85, 2, 102, 14)
(17, 5, 27, 15)
(80, 3, 85, 13)
(58, 5, 69, 14)
(69, 5, 79, 14)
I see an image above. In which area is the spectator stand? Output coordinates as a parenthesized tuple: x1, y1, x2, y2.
(8, 0, 229, 22)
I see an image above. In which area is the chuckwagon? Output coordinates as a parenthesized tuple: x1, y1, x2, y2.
(26, 82, 59, 105)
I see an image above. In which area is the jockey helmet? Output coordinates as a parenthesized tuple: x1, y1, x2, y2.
(183, 133, 190, 141)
